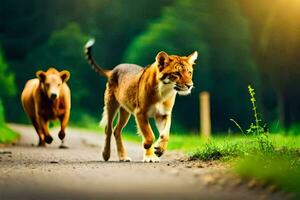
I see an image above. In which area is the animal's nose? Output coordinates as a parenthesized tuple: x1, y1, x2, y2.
(185, 83, 193, 89)
(50, 93, 57, 100)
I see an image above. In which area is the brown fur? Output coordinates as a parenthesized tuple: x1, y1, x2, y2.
(85, 39, 197, 162)
(21, 67, 71, 147)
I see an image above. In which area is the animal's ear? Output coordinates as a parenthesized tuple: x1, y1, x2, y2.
(188, 51, 198, 65)
(60, 70, 70, 82)
(156, 51, 169, 70)
(36, 70, 46, 82)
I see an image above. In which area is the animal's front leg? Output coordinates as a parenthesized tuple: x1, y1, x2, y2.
(39, 118, 53, 144)
(135, 111, 159, 163)
(59, 113, 69, 148)
(30, 117, 45, 146)
(154, 114, 171, 157)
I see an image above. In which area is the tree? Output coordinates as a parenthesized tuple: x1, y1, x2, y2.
(124, 0, 259, 132)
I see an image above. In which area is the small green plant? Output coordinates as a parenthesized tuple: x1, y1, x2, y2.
(247, 85, 275, 152)
(232, 87, 300, 199)
(191, 85, 277, 161)
(231, 85, 266, 136)
(246, 85, 264, 135)
(232, 85, 274, 152)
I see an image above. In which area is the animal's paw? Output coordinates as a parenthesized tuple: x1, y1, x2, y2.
(102, 150, 110, 162)
(58, 130, 65, 140)
(119, 157, 132, 162)
(45, 135, 53, 144)
(154, 140, 168, 157)
(38, 141, 46, 147)
(154, 146, 164, 157)
(143, 155, 160, 163)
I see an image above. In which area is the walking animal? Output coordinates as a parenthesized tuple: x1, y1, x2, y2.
(85, 39, 197, 162)
(21, 67, 71, 147)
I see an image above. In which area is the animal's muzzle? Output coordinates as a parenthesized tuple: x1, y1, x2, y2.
(174, 83, 193, 91)
(50, 93, 57, 100)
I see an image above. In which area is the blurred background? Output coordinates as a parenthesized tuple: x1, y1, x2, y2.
(0, 0, 300, 134)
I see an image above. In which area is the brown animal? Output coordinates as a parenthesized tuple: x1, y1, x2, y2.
(85, 39, 197, 162)
(21, 67, 71, 147)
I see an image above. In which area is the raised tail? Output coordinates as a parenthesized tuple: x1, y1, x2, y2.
(84, 39, 112, 78)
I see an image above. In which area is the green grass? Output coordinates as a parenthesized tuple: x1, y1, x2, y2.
(235, 155, 300, 199)
(69, 112, 101, 131)
(121, 131, 300, 159)
(166, 132, 300, 199)
(187, 134, 300, 161)
(0, 124, 19, 144)
(118, 131, 300, 155)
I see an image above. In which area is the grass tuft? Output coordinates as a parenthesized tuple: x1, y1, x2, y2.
(190, 85, 277, 161)
(189, 139, 242, 161)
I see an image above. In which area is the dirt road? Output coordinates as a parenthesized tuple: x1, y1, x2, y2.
(0, 124, 286, 200)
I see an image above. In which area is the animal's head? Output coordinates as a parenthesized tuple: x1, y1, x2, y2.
(156, 51, 198, 96)
(36, 68, 70, 100)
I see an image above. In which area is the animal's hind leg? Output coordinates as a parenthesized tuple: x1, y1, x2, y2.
(102, 88, 119, 161)
(114, 107, 131, 162)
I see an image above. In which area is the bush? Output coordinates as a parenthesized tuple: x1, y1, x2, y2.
(0, 99, 19, 143)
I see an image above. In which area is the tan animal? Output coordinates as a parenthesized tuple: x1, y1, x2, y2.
(85, 39, 197, 162)
(21, 68, 71, 147)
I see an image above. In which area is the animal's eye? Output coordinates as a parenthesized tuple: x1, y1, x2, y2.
(45, 83, 50, 88)
(169, 73, 179, 80)
(175, 71, 181, 76)
(58, 83, 61, 87)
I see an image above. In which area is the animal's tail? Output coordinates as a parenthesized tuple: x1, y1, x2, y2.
(84, 38, 112, 78)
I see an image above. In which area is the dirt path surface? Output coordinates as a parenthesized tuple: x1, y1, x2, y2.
(0, 124, 286, 200)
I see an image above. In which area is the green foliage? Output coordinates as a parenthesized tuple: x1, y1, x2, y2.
(0, 125, 19, 144)
(0, 47, 16, 99)
(0, 100, 19, 144)
(0, 99, 5, 125)
(0, 45, 17, 141)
